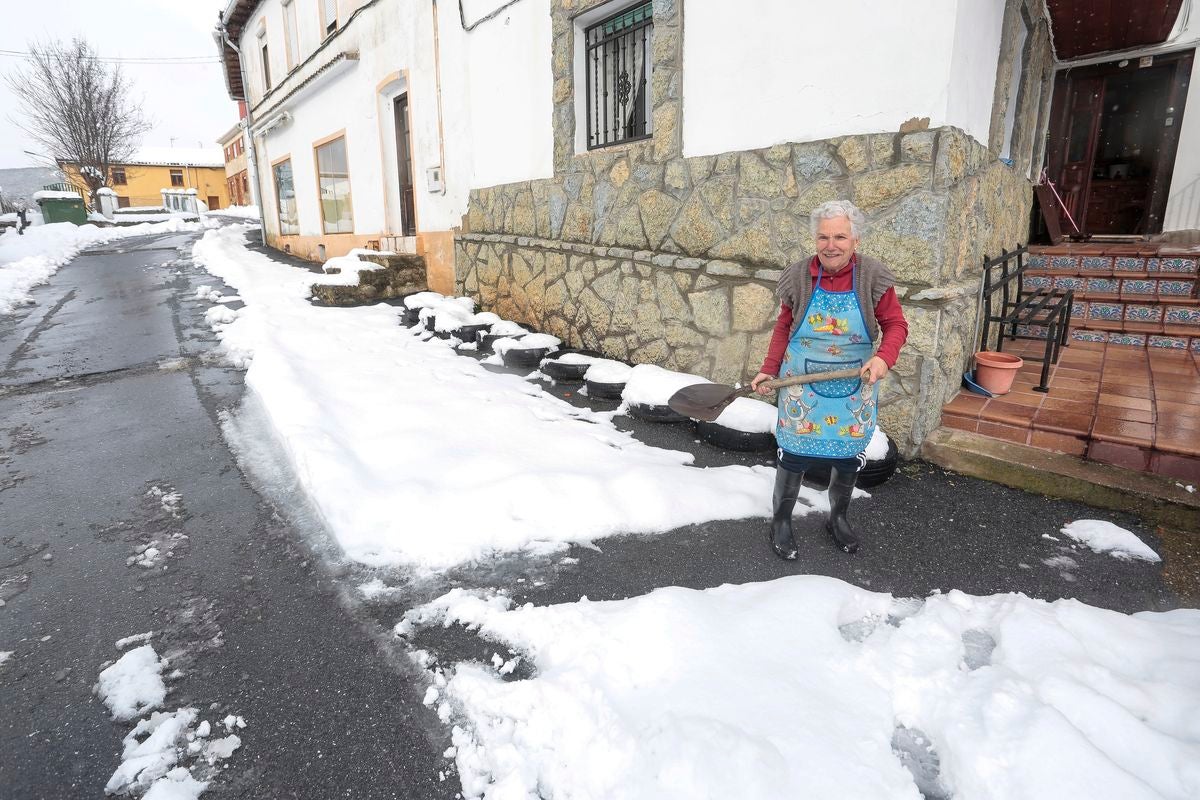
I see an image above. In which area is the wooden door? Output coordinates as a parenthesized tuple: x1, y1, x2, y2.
(393, 94, 416, 237)
(1054, 76, 1105, 233)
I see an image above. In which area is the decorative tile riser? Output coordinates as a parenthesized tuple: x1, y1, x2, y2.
(1022, 273, 1196, 297)
(1069, 329, 1200, 350)
(1027, 254, 1198, 274)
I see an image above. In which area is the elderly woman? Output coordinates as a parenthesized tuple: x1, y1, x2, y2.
(750, 200, 908, 559)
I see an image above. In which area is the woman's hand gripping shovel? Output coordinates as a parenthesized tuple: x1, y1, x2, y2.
(667, 365, 870, 422)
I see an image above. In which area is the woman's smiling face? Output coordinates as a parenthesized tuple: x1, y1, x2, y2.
(815, 215, 858, 272)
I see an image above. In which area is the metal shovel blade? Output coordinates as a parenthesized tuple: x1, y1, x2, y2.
(667, 365, 866, 422)
(667, 384, 751, 422)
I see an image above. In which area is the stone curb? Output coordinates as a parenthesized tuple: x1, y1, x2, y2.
(921, 427, 1200, 533)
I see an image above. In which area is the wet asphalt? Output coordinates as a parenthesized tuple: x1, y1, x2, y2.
(0, 225, 1195, 798)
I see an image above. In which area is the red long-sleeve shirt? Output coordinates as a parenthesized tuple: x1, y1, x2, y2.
(759, 258, 909, 376)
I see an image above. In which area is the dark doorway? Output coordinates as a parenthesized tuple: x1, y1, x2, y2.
(393, 94, 416, 237)
(1047, 50, 1193, 235)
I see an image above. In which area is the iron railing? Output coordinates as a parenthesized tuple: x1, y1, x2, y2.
(978, 245, 1072, 393)
(585, 2, 652, 150)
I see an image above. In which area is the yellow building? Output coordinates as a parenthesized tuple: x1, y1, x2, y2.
(59, 147, 230, 210)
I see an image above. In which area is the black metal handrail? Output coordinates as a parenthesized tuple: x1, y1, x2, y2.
(979, 245, 1072, 393)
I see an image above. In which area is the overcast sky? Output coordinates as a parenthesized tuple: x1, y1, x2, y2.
(0, 0, 235, 168)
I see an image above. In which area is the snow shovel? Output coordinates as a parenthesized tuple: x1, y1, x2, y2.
(668, 366, 868, 422)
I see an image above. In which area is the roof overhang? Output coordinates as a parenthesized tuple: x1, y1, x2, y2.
(215, 0, 261, 101)
(1046, 0, 1187, 61)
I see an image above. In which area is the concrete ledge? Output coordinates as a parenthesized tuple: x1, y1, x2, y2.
(922, 427, 1200, 533)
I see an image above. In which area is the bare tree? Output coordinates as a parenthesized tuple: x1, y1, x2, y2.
(5, 38, 150, 204)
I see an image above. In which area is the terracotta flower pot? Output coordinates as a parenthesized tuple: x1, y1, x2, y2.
(973, 351, 1023, 395)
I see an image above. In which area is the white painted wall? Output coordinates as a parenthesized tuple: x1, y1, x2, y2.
(945, 0, 1009, 145)
(461, 0, 554, 188)
(1157, 10, 1200, 230)
(239, 0, 553, 240)
(682, 0, 965, 157)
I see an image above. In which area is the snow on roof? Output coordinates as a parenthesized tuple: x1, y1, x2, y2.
(122, 147, 224, 168)
(32, 190, 83, 201)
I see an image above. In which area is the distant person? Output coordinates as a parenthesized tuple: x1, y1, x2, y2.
(16, 207, 28, 235)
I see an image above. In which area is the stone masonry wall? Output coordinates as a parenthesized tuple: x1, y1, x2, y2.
(454, 0, 1039, 456)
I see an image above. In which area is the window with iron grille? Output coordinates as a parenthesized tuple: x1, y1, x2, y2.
(585, 2, 652, 150)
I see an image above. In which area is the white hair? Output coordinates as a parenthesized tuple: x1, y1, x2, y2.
(810, 200, 867, 239)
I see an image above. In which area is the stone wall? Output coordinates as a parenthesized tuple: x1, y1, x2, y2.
(453, 0, 1042, 456)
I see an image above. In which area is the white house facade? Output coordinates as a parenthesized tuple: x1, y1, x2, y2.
(217, 0, 1196, 453)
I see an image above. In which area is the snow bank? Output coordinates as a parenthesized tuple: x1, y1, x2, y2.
(319, 252, 384, 286)
(622, 364, 708, 406)
(405, 578, 1200, 800)
(192, 225, 793, 570)
(712, 396, 775, 433)
(584, 359, 632, 384)
(210, 204, 260, 219)
(0, 218, 210, 315)
(95, 644, 167, 721)
(1060, 520, 1161, 562)
(106, 708, 197, 794)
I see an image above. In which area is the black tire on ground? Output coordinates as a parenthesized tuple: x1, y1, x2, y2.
(456, 323, 490, 342)
(627, 402, 690, 424)
(804, 435, 899, 489)
(584, 379, 625, 400)
(502, 346, 553, 369)
(478, 332, 523, 353)
(695, 420, 776, 452)
(540, 349, 604, 383)
(401, 308, 421, 326)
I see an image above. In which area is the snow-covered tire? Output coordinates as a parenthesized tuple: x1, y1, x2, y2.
(805, 435, 899, 489)
(479, 333, 522, 353)
(695, 420, 775, 452)
(627, 402, 690, 424)
(457, 323, 491, 343)
(502, 347, 553, 369)
(401, 308, 421, 326)
(584, 379, 625, 400)
(541, 349, 604, 383)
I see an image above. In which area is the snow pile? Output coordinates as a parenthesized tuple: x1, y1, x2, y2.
(403, 291, 445, 310)
(209, 204, 260, 219)
(584, 359, 632, 384)
(1060, 520, 1161, 562)
(0, 651, 12, 666)
(192, 225, 790, 570)
(864, 426, 890, 461)
(96, 645, 168, 722)
(32, 189, 82, 201)
(204, 306, 237, 326)
(487, 320, 526, 337)
(712, 396, 775, 433)
(0, 218, 208, 315)
(404, 579, 1200, 800)
(622, 364, 708, 407)
(544, 352, 602, 367)
(106, 708, 198, 794)
(318, 252, 384, 286)
(492, 333, 561, 354)
(141, 768, 207, 800)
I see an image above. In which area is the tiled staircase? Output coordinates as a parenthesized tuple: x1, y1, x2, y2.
(1022, 243, 1200, 350)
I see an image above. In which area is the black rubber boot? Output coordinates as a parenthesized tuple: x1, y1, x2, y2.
(825, 465, 861, 553)
(770, 467, 804, 560)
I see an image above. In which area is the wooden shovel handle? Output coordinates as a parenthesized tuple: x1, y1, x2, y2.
(762, 366, 866, 390)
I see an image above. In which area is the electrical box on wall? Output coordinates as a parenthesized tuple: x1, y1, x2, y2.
(426, 166, 444, 193)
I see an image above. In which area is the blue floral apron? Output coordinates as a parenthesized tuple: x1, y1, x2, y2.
(776, 263, 877, 458)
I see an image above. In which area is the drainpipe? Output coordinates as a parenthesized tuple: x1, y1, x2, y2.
(218, 20, 268, 244)
(430, 0, 448, 195)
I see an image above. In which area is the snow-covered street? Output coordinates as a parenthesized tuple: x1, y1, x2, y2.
(181, 224, 1198, 800)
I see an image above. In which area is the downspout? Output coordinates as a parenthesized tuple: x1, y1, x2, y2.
(431, 0, 448, 194)
(219, 21, 268, 244)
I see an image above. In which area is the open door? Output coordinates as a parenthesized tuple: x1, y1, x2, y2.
(1046, 51, 1193, 236)
(393, 94, 416, 237)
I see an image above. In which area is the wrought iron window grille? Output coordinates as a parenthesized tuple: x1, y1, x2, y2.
(585, 2, 653, 150)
